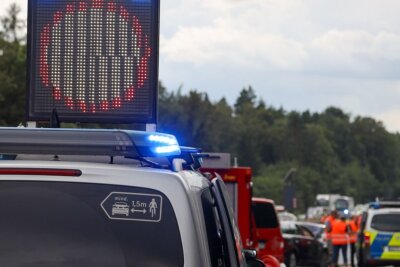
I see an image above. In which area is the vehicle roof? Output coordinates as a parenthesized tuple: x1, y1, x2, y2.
(252, 197, 275, 204)
(297, 221, 325, 228)
(368, 201, 400, 209)
(278, 212, 297, 221)
(367, 208, 400, 215)
(280, 220, 296, 227)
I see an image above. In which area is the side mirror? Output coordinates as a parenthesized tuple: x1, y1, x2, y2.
(244, 249, 266, 267)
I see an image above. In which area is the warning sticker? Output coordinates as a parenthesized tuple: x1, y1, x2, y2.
(101, 192, 163, 222)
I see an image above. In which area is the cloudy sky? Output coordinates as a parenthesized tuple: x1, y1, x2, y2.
(2, 0, 400, 132)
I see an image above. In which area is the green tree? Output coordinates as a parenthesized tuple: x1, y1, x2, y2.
(158, 85, 236, 152)
(0, 4, 26, 126)
(234, 86, 256, 115)
(0, 3, 25, 43)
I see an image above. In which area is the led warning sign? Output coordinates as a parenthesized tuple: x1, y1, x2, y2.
(27, 0, 159, 123)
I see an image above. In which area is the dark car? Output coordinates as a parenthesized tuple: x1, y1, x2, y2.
(280, 221, 330, 267)
(297, 222, 332, 263)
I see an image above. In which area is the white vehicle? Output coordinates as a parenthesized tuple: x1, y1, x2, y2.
(0, 127, 265, 267)
(306, 206, 325, 220)
(316, 194, 354, 215)
(278, 211, 297, 221)
(357, 203, 400, 267)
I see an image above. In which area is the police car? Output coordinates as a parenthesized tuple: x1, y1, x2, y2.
(0, 127, 265, 267)
(357, 202, 400, 267)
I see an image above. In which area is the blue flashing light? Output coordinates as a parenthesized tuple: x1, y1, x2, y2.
(369, 202, 380, 209)
(344, 209, 349, 215)
(153, 145, 181, 155)
(0, 155, 16, 160)
(129, 131, 181, 157)
(148, 134, 177, 145)
(147, 134, 180, 156)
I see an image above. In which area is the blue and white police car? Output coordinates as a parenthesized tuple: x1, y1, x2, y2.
(357, 202, 400, 267)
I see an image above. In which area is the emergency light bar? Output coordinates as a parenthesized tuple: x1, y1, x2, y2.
(369, 201, 400, 209)
(0, 128, 180, 158)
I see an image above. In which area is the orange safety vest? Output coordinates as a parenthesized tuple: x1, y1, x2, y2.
(331, 219, 349, 245)
(324, 215, 336, 240)
(348, 219, 359, 244)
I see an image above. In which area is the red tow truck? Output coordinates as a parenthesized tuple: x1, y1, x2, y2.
(201, 153, 284, 266)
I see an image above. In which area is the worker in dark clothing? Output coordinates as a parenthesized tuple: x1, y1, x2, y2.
(348, 215, 359, 267)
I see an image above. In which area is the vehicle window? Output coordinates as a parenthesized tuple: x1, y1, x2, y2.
(299, 226, 314, 237)
(335, 198, 349, 210)
(316, 199, 329, 207)
(252, 202, 279, 228)
(0, 181, 183, 267)
(301, 224, 323, 237)
(201, 188, 226, 267)
(281, 222, 298, 235)
(370, 213, 400, 232)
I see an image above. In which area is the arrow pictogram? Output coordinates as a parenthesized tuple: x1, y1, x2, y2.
(131, 208, 147, 214)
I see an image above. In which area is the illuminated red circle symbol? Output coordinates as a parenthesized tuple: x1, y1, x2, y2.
(39, 0, 151, 113)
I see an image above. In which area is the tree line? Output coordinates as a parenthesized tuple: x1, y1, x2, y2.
(158, 85, 400, 210)
(1, 4, 399, 211)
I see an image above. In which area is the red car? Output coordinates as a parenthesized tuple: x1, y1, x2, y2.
(252, 197, 285, 264)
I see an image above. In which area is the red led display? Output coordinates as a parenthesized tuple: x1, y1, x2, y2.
(27, 0, 159, 123)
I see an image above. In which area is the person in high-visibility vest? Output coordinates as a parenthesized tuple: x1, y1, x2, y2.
(348, 215, 359, 267)
(331, 216, 350, 267)
(324, 210, 338, 258)
(324, 210, 338, 232)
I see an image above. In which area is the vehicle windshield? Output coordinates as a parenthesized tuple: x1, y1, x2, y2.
(316, 199, 329, 207)
(0, 181, 184, 267)
(334, 198, 349, 210)
(371, 213, 400, 232)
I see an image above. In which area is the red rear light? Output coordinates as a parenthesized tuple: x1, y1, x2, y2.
(364, 233, 371, 245)
(0, 168, 82, 176)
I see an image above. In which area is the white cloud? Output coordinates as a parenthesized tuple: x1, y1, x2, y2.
(308, 30, 400, 74)
(162, 26, 400, 77)
(161, 0, 310, 69)
(160, 20, 307, 69)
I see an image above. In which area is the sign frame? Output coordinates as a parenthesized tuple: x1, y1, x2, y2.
(101, 191, 163, 222)
(26, 0, 160, 124)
